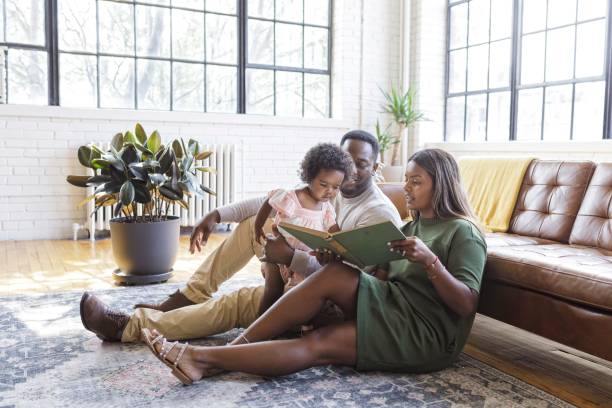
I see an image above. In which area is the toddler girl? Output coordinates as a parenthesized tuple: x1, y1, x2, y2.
(253, 143, 354, 315)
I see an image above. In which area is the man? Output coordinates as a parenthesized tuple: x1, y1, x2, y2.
(80, 130, 402, 342)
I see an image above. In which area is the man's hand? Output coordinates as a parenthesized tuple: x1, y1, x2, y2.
(189, 210, 220, 254)
(309, 248, 341, 266)
(260, 225, 294, 266)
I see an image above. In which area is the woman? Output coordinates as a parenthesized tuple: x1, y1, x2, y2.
(142, 148, 487, 384)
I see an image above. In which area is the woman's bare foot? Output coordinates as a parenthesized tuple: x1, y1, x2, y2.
(141, 328, 223, 384)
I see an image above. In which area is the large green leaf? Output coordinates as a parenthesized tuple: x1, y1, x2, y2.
(159, 185, 182, 201)
(91, 159, 111, 170)
(123, 131, 139, 146)
(157, 147, 174, 174)
(135, 123, 147, 144)
(195, 151, 213, 161)
(172, 139, 184, 159)
(195, 166, 216, 173)
(200, 184, 216, 196)
(111, 133, 124, 151)
(148, 173, 166, 187)
(120, 144, 139, 165)
(119, 181, 135, 206)
(146, 130, 161, 154)
(87, 175, 112, 185)
(66, 175, 91, 188)
(188, 139, 200, 156)
(134, 142, 154, 157)
(77, 146, 93, 168)
(132, 181, 151, 203)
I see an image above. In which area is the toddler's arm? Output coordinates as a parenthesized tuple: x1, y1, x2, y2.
(254, 198, 273, 244)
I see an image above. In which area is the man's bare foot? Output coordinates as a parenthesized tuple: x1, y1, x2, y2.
(141, 328, 222, 384)
(134, 290, 195, 312)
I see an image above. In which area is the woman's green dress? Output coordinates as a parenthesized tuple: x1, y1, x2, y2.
(356, 217, 487, 373)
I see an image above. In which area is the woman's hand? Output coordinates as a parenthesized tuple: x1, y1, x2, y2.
(388, 236, 436, 265)
(310, 248, 342, 265)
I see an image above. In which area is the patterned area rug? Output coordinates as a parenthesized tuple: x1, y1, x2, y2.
(0, 276, 575, 408)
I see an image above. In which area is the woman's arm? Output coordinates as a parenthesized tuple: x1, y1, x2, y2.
(254, 198, 273, 244)
(389, 237, 478, 318)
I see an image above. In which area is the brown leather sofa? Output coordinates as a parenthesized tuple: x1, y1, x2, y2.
(382, 160, 612, 361)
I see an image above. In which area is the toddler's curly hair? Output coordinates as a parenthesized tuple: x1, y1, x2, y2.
(299, 143, 354, 184)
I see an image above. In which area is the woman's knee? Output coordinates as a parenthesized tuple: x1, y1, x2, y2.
(312, 263, 360, 288)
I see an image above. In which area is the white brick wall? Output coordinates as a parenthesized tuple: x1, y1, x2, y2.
(0, 0, 403, 240)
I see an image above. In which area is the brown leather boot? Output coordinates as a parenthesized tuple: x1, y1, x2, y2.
(80, 292, 129, 342)
(133, 289, 195, 312)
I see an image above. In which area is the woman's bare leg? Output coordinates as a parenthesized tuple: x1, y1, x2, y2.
(146, 321, 356, 378)
(238, 262, 360, 343)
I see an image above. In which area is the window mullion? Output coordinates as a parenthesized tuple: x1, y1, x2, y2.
(46, 0, 59, 105)
(238, 0, 246, 114)
(509, 0, 522, 141)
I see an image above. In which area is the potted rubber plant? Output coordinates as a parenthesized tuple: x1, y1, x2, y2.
(380, 86, 426, 182)
(66, 123, 215, 285)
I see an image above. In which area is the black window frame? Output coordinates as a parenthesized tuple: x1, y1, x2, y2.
(445, 0, 612, 141)
(0, 0, 333, 117)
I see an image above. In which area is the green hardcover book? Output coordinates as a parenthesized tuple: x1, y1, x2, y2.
(278, 221, 407, 269)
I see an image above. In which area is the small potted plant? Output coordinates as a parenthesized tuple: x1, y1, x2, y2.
(379, 86, 426, 182)
(66, 123, 215, 285)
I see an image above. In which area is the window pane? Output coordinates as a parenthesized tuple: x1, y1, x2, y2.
(137, 59, 170, 110)
(136, 5, 170, 58)
(206, 0, 237, 14)
(490, 0, 512, 41)
(467, 44, 488, 91)
(6, 49, 47, 105)
(276, 0, 303, 23)
(276, 71, 302, 116)
(448, 49, 466, 93)
(99, 1, 134, 55)
(577, 0, 607, 21)
(446, 96, 465, 142)
(100, 56, 135, 109)
(573, 81, 605, 140)
(489, 39, 510, 88)
(173, 0, 204, 9)
(304, 0, 329, 26)
(206, 14, 237, 64)
(522, 0, 546, 33)
(246, 68, 274, 114)
(465, 94, 487, 142)
(304, 73, 329, 118)
(0, 1, 4, 42)
(575, 20, 606, 78)
(468, 0, 490, 45)
(276, 23, 303, 67)
(520, 32, 545, 84)
(449, 3, 468, 49)
(248, 19, 274, 64)
(545, 26, 575, 82)
(543, 84, 572, 141)
(58, 0, 96, 52)
(173, 62, 204, 111)
(547, 0, 576, 28)
(173, 9, 204, 61)
(206, 65, 236, 113)
(517, 87, 543, 140)
(143, 0, 169, 5)
(487, 91, 510, 141)
(248, 0, 273, 19)
(59, 53, 97, 108)
(6, 0, 45, 45)
(304, 27, 328, 70)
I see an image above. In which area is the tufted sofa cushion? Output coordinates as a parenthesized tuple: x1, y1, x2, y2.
(569, 163, 612, 251)
(508, 160, 595, 243)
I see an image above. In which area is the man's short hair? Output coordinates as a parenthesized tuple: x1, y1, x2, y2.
(340, 130, 379, 161)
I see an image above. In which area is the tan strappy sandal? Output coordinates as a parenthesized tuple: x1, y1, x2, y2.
(141, 328, 194, 385)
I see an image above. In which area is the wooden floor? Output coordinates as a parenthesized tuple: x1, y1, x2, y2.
(1, 235, 611, 407)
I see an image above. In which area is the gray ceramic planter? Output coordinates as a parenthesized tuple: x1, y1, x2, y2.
(109, 216, 180, 285)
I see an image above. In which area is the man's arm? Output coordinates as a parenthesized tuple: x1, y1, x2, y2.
(216, 196, 267, 223)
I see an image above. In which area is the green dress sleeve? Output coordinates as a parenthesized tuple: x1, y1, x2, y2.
(445, 222, 487, 293)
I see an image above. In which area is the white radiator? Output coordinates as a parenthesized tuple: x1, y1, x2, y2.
(86, 143, 236, 241)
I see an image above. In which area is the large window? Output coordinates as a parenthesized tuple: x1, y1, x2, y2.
(0, 0, 332, 117)
(446, 0, 611, 141)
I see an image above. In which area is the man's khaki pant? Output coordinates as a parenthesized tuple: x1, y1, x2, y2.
(121, 216, 272, 342)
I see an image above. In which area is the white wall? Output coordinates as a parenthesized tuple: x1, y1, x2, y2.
(0, 0, 402, 240)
